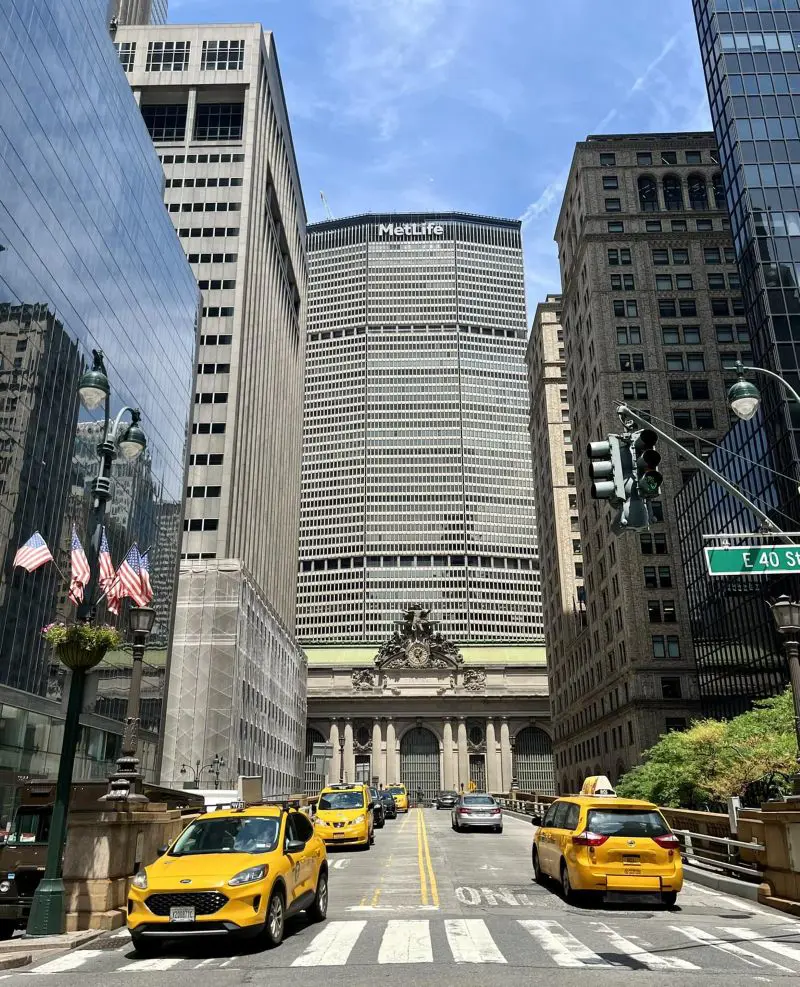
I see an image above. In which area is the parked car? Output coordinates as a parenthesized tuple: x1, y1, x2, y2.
(369, 787, 385, 828)
(379, 791, 397, 819)
(435, 790, 459, 810)
(451, 793, 503, 833)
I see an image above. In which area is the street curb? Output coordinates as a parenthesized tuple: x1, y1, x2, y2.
(0, 952, 32, 970)
(682, 864, 760, 901)
(9, 929, 108, 953)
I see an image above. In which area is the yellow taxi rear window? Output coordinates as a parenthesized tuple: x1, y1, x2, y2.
(587, 809, 668, 837)
(319, 791, 365, 810)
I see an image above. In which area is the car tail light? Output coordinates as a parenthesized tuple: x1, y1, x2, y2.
(457, 807, 470, 815)
(491, 808, 501, 815)
(653, 833, 680, 849)
(572, 831, 608, 847)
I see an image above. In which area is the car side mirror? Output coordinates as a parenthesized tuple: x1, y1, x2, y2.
(285, 839, 305, 854)
(157, 845, 169, 856)
(368, 801, 376, 810)
(530, 815, 543, 827)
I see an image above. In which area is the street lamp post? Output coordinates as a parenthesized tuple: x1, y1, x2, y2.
(100, 605, 156, 804)
(769, 596, 800, 799)
(727, 360, 800, 422)
(26, 350, 147, 938)
(180, 754, 226, 789)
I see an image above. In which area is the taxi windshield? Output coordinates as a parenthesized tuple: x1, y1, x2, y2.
(319, 791, 364, 810)
(587, 808, 669, 838)
(387, 786, 405, 795)
(169, 816, 280, 856)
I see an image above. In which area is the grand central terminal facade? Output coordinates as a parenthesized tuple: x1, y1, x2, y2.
(303, 609, 555, 799)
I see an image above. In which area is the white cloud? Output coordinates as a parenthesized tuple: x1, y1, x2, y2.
(519, 176, 567, 229)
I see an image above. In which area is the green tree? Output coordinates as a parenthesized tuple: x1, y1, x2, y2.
(617, 690, 796, 808)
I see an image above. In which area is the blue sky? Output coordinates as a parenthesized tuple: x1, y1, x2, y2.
(169, 0, 712, 302)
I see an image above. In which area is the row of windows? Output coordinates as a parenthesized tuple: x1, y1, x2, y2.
(142, 103, 244, 142)
(199, 334, 233, 345)
(134, 39, 245, 73)
(616, 323, 749, 345)
(191, 422, 226, 434)
(298, 554, 537, 572)
(188, 253, 237, 264)
(160, 153, 246, 165)
(201, 306, 234, 317)
(598, 150, 714, 166)
(166, 177, 243, 189)
(187, 485, 222, 497)
(197, 279, 235, 290)
(605, 218, 729, 234)
(189, 453, 224, 465)
(178, 227, 239, 238)
(183, 518, 219, 531)
(198, 363, 230, 373)
(195, 391, 228, 403)
(168, 202, 241, 213)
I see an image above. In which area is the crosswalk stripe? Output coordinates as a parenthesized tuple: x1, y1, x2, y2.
(722, 926, 800, 965)
(123, 957, 184, 971)
(518, 920, 609, 967)
(291, 921, 366, 967)
(673, 925, 794, 972)
(378, 919, 432, 964)
(445, 919, 506, 964)
(595, 924, 699, 970)
(29, 950, 106, 974)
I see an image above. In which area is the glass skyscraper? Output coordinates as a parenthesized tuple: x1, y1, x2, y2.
(684, 0, 800, 713)
(0, 0, 198, 807)
(298, 213, 541, 645)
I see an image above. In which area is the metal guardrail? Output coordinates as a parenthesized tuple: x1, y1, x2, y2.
(672, 828, 765, 881)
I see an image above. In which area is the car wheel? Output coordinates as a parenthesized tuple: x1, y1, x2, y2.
(662, 891, 678, 908)
(309, 869, 328, 923)
(377, 819, 385, 829)
(0, 920, 15, 941)
(532, 848, 544, 883)
(495, 826, 503, 834)
(265, 886, 285, 947)
(560, 861, 577, 905)
(130, 935, 161, 958)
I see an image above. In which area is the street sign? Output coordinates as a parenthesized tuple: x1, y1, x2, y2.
(705, 544, 800, 576)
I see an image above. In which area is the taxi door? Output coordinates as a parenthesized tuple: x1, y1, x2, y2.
(537, 801, 566, 878)
(283, 814, 308, 903)
(558, 802, 581, 866)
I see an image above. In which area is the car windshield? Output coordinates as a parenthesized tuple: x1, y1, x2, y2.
(463, 796, 495, 806)
(6, 808, 50, 845)
(319, 791, 364, 810)
(440, 791, 458, 797)
(380, 792, 394, 800)
(170, 815, 280, 856)
(587, 809, 669, 838)
(387, 787, 405, 795)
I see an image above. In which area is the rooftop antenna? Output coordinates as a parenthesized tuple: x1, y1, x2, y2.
(320, 191, 333, 220)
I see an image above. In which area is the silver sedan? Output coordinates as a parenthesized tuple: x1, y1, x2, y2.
(451, 794, 503, 833)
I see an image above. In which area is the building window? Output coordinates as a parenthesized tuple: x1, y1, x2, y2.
(688, 173, 708, 210)
(600, 152, 616, 166)
(696, 218, 713, 231)
(656, 275, 673, 291)
(637, 152, 653, 166)
(146, 40, 190, 72)
(665, 717, 687, 732)
(690, 380, 710, 399)
(652, 248, 669, 266)
(694, 409, 714, 429)
(201, 39, 245, 71)
(663, 174, 683, 210)
(673, 409, 692, 428)
(659, 299, 677, 317)
(662, 327, 680, 344)
(141, 103, 187, 141)
(605, 198, 622, 212)
(114, 41, 136, 72)
(712, 172, 725, 208)
(661, 151, 678, 165)
(679, 299, 697, 317)
(194, 103, 244, 140)
(661, 676, 682, 699)
(704, 246, 721, 264)
(671, 219, 687, 232)
(638, 175, 659, 212)
(617, 326, 642, 344)
(603, 175, 619, 189)
(641, 533, 667, 555)
(711, 298, 730, 316)
(646, 220, 662, 231)
(672, 248, 690, 264)
(652, 635, 680, 659)
(648, 600, 663, 623)
(669, 380, 688, 399)
(619, 353, 645, 371)
(676, 274, 694, 290)
(607, 221, 624, 233)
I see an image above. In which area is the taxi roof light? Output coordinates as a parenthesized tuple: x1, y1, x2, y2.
(579, 775, 617, 798)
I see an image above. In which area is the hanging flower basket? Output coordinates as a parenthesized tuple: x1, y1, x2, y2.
(42, 622, 122, 671)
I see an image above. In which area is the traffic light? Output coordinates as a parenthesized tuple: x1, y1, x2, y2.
(586, 435, 625, 503)
(633, 429, 663, 499)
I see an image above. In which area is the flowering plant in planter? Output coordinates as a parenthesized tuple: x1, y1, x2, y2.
(42, 622, 122, 671)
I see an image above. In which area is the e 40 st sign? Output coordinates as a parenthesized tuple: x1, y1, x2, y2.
(705, 545, 800, 576)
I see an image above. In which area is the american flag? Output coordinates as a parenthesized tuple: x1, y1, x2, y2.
(139, 550, 153, 605)
(117, 544, 148, 607)
(98, 528, 120, 615)
(13, 532, 54, 573)
(68, 526, 91, 605)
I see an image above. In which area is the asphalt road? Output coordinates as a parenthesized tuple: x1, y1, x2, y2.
(10, 807, 800, 986)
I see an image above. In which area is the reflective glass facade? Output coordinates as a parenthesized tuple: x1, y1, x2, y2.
(299, 213, 541, 644)
(688, 0, 800, 712)
(0, 0, 198, 779)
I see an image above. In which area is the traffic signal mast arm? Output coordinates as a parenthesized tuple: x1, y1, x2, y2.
(616, 403, 784, 537)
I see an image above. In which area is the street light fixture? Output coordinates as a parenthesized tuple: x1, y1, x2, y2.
(100, 605, 156, 804)
(27, 349, 150, 937)
(180, 754, 226, 789)
(728, 360, 800, 422)
(769, 595, 800, 799)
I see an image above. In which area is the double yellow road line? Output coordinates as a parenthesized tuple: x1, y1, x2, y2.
(416, 807, 439, 906)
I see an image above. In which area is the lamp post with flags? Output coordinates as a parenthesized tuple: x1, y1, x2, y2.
(24, 350, 150, 938)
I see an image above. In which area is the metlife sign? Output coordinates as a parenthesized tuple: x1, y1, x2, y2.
(377, 222, 445, 237)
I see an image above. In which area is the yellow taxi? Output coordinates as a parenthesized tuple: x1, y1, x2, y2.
(313, 783, 375, 849)
(531, 777, 683, 907)
(127, 801, 327, 955)
(386, 784, 409, 813)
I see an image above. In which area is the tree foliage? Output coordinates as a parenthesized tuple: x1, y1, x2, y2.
(616, 689, 796, 809)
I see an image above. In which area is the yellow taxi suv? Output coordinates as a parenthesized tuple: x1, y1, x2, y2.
(531, 776, 683, 907)
(313, 783, 375, 849)
(127, 801, 327, 955)
(386, 784, 409, 813)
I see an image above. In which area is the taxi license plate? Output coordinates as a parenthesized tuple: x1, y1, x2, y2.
(169, 906, 195, 923)
(333, 832, 346, 839)
(623, 855, 640, 864)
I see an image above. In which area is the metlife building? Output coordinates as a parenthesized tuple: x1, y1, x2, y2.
(298, 212, 541, 645)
